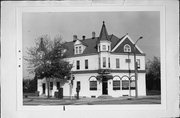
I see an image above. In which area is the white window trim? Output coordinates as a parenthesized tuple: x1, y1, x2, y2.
(111, 35, 143, 53)
(103, 57, 106, 68)
(102, 45, 106, 51)
(89, 77, 97, 90)
(116, 58, 120, 68)
(124, 44, 131, 52)
(75, 45, 83, 54)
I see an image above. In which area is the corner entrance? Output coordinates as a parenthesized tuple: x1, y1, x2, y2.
(102, 79, 108, 95)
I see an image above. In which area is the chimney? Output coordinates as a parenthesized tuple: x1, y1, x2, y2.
(92, 32, 95, 39)
(82, 35, 86, 40)
(73, 35, 77, 41)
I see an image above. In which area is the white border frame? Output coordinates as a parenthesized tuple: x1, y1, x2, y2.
(2, 1, 179, 118)
(17, 6, 165, 111)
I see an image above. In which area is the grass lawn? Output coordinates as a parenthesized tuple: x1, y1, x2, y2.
(23, 95, 161, 106)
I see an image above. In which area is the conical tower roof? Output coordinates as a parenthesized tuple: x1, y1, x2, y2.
(98, 21, 110, 42)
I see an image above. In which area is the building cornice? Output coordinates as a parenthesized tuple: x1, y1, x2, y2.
(72, 69, 146, 74)
(65, 52, 145, 59)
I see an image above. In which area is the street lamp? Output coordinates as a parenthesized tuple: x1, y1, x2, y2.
(134, 36, 143, 98)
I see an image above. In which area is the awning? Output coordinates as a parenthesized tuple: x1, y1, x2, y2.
(96, 74, 113, 81)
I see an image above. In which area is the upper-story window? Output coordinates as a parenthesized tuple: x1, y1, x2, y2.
(76, 60, 80, 70)
(75, 45, 83, 54)
(79, 46, 82, 54)
(108, 57, 110, 68)
(124, 44, 131, 52)
(75, 47, 78, 54)
(102, 45, 106, 51)
(85, 59, 88, 69)
(103, 57, 106, 68)
(116, 58, 120, 68)
(136, 59, 140, 69)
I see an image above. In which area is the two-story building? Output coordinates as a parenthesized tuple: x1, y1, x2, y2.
(37, 21, 146, 98)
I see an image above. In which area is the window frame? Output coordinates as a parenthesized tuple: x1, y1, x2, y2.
(116, 58, 120, 68)
(75, 46, 78, 54)
(136, 59, 140, 69)
(77, 81, 81, 90)
(122, 77, 130, 90)
(85, 59, 88, 69)
(113, 80, 121, 90)
(103, 57, 106, 68)
(102, 45, 106, 51)
(130, 80, 136, 89)
(76, 60, 80, 70)
(89, 81, 97, 90)
(124, 44, 131, 52)
(79, 46, 82, 54)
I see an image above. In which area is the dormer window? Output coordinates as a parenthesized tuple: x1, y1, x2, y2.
(75, 47, 78, 54)
(79, 46, 82, 54)
(124, 44, 131, 52)
(75, 45, 83, 54)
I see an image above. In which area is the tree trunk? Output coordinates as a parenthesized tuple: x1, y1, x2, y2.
(47, 78, 50, 98)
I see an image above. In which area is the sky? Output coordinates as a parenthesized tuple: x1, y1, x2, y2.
(23, 11, 160, 79)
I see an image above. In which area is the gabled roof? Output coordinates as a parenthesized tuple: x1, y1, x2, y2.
(63, 21, 144, 58)
(64, 34, 121, 57)
(111, 35, 144, 54)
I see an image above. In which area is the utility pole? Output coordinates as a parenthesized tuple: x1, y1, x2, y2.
(134, 36, 143, 98)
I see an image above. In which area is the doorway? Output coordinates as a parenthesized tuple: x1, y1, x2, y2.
(102, 80, 108, 95)
(42, 83, 46, 94)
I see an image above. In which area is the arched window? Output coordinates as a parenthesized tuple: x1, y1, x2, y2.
(122, 76, 130, 90)
(130, 76, 136, 89)
(124, 44, 131, 52)
(89, 76, 97, 90)
(113, 76, 121, 90)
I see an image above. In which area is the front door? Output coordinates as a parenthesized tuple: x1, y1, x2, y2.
(102, 80, 108, 95)
(42, 83, 46, 94)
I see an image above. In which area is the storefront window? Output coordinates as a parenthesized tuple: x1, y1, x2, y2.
(130, 80, 136, 89)
(122, 80, 129, 90)
(113, 80, 120, 90)
(90, 81, 97, 90)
